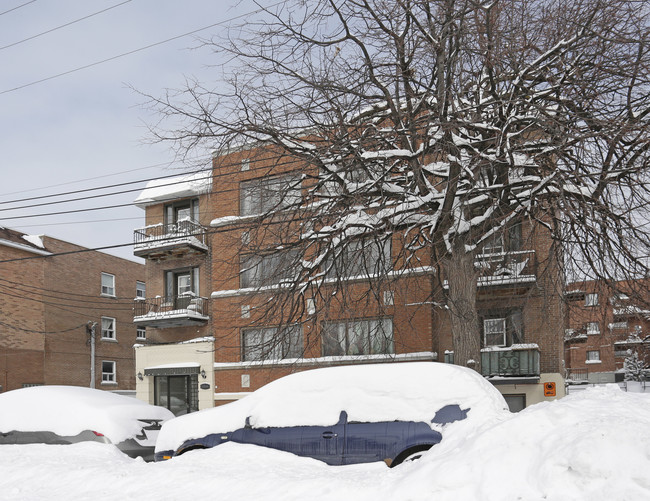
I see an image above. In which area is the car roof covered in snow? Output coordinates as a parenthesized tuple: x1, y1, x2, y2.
(0, 385, 174, 443)
(156, 362, 509, 452)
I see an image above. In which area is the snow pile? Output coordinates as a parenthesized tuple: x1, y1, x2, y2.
(0, 385, 648, 500)
(134, 171, 211, 207)
(157, 362, 509, 452)
(0, 386, 174, 444)
(393, 384, 650, 500)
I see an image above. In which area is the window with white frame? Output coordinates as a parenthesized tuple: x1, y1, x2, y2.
(322, 318, 394, 356)
(482, 234, 504, 254)
(101, 317, 116, 340)
(101, 272, 115, 297)
(102, 361, 116, 383)
(242, 325, 303, 361)
(585, 293, 599, 307)
(136, 327, 146, 340)
(240, 250, 299, 289)
(483, 318, 507, 347)
(136, 281, 146, 299)
(586, 350, 601, 362)
(586, 322, 600, 335)
(325, 237, 392, 279)
(240, 174, 302, 216)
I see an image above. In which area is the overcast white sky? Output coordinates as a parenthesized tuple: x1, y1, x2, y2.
(0, 0, 264, 262)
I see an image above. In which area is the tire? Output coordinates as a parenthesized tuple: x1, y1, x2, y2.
(391, 445, 432, 467)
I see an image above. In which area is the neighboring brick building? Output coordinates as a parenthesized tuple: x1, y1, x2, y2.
(133, 145, 567, 414)
(565, 279, 650, 384)
(0, 228, 145, 393)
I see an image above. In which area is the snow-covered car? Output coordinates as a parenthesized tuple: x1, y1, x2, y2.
(155, 362, 509, 466)
(0, 386, 174, 461)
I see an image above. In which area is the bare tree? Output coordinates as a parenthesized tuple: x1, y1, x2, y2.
(147, 0, 650, 369)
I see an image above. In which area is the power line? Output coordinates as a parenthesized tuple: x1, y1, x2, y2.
(0, 1, 285, 96)
(0, 0, 37, 17)
(0, 0, 132, 51)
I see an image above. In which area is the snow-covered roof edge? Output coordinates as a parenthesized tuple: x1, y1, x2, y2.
(134, 171, 212, 208)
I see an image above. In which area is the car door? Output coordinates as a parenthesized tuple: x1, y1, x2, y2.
(0, 430, 15, 444)
(295, 411, 345, 465)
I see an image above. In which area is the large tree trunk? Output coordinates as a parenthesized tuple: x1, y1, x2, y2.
(445, 237, 481, 372)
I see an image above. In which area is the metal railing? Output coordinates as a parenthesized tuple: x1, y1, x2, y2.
(475, 249, 537, 285)
(134, 294, 209, 319)
(445, 346, 541, 377)
(133, 219, 207, 247)
(481, 346, 541, 377)
(565, 367, 589, 383)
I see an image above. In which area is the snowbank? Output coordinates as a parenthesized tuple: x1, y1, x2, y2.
(0, 386, 173, 444)
(0, 386, 648, 500)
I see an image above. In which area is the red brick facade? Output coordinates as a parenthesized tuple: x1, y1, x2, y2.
(134, 145, 566, 410)
(0, 229, 145, 393)
(565, 279, 650, 382)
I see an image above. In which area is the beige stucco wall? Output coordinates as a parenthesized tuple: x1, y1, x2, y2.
(495, 372, 566, 408)
(134, 340, 215, 411)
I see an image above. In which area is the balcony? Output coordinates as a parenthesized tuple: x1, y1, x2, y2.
(475, 250, 537, 289)
(445, 345, 541, 378)
(133, 219, 208, 259)
(133, 294, 209, 328)
(481, 345, 540, 378)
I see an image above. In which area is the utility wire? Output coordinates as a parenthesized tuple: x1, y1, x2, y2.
(0, 0, 37, 17)
(0, 1, 285, 96)
(0, 0, 132, 51)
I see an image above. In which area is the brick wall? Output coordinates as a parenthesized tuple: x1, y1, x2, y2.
(0, 234, 145, 392)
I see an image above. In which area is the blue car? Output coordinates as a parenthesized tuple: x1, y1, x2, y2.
(155, 362, 509, 466)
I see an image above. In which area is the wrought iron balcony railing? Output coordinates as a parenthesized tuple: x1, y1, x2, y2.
(133, 219, 208, 258)
(475, 249, 537, 287)
(133, 293, 209, 328)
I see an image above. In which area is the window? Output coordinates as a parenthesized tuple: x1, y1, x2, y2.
(322, 318, 394, 356)
(240, 174, 302, 216)
(481, 308, 524, 347)
(325, 238, 392, 279)
(136, 327, 146, 340)
(586, 322, 600, 335)
(482, 234, 504, 254)
(586, 350, 601, 362)
(101, 272, 115, 297)
(585, 293, 599, 307)
(101, 317, 116, 340)
(165, 199, 199, 227)
(165, 268, 199, 308)
(136, 281, 146, 299)
(240, 250, 299, 288)
(483, 318, 507, 347)
(102, 361, 116, 383)
(611, 321, 628, 330)
(242, 325, 303, 361)
(503, 394, 526, 413)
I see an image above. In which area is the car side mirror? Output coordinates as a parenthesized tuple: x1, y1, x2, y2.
(245, 417, 252, 429)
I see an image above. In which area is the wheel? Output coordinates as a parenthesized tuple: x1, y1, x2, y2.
(391, 445, 432, 467)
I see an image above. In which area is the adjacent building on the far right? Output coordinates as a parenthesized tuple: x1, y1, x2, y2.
(564, 278, 650, 384)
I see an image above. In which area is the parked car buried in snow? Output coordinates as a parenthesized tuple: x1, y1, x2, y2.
(155, 362, 509, 466)
(0, 386, 174, 461)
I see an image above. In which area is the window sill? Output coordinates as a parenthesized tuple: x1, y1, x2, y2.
(100, 293, 116, 299)
(100, 381, 117, 386)
(101, 338, 118, 343)
(585, 360, 602, 365)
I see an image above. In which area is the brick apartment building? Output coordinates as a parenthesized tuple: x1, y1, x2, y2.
(0, 227, 145, 393)
(565, 279, 650, 384)
(133, 144, 566, 415)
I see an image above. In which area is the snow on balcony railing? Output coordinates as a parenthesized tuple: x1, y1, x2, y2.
(133, 293, 209, 321)
(133, 219, 207, 251)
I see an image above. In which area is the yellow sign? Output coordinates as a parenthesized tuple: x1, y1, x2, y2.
(543, 382, 556, 397)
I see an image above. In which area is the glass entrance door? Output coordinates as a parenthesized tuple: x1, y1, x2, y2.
(154, 375, 198, 416)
